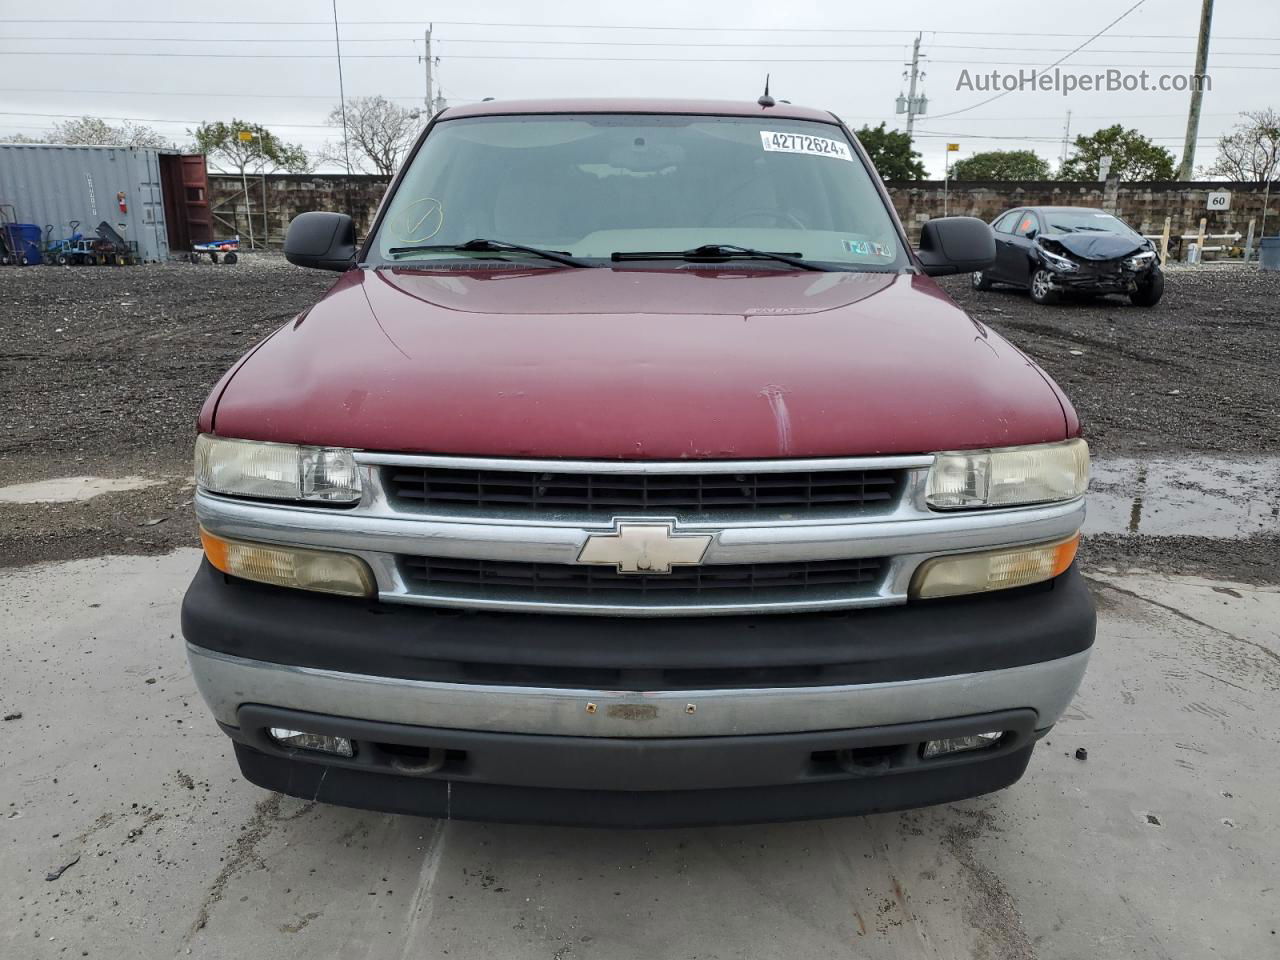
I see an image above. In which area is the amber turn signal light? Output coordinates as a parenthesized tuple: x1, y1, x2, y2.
(199, 527, 375, 598)
(910, 534, 1079, 599)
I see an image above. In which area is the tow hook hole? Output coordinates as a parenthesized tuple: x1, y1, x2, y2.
(375, 742, 450, 775)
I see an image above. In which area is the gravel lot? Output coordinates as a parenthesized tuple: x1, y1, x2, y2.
(936, 266, 1280, 458)
(1, 258, 1278, 575)
(0, 257, 330, 568)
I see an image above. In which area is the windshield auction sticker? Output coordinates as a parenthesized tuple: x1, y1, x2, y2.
(760, 131, 853, 161)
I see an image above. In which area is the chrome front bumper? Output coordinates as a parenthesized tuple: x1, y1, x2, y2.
(188, 643, 1091, 739)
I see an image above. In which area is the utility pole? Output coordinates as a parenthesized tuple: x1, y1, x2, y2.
(1059, 109, 1072, 170)
(895, 33, 927, 137)
(421, 26, 433, 111)
(1176, 0, 1213, 180)
(420, 25, 446, 115)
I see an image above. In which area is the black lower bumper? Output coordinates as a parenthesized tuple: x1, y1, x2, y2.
(230, 706, 1039, 827)
(184, 561, 1092, 825)
(181, 560, 1095, 689)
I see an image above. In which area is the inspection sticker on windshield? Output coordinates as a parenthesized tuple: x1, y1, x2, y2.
(760, 131, 852, 162)
(843, 239, 894, 257)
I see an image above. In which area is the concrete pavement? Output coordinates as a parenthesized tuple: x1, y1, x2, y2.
(1, 550, 1276, 959)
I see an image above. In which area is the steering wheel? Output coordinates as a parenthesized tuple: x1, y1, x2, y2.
(725, 209, 807, 230)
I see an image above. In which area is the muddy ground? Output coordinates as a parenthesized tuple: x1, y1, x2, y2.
(1, 258, 1277, 576)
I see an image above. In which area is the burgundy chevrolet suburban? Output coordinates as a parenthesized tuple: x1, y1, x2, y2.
(182, 99, 1094, 826)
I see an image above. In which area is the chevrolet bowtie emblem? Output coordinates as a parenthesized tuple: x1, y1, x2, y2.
(577, 521, 713, 574)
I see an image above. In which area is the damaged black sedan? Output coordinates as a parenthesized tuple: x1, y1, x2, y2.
(973, 206, 1163, 307)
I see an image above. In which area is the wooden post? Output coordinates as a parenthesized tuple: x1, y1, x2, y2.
(1160, 216, 1172, 264)
(1244, 217, 1256, 263)
(1196, 216, 1207, 261)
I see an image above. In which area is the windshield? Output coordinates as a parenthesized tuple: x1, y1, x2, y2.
(369, 114, 906, 270)
(1041, 210, 1142, 239)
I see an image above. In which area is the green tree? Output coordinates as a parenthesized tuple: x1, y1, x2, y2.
(190, 119, 310, 176)
(1059, 125, 1175, 181)
(854, 122, 926, 180)
(949, 149, 1051, 181)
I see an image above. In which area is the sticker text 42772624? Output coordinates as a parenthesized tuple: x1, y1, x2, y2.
(759, 131, 853, 162)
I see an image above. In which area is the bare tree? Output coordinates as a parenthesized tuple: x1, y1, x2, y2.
(1207, 109, 1280, 182)
(323, 96, 422, 176)
(10, 116, 172, 148)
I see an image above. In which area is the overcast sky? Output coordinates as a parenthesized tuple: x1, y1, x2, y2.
(1, 0, 1277, 177)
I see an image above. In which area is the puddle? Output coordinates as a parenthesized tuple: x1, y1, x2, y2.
(0, 476, 166, 504)
(1086, 457, 1280, 538)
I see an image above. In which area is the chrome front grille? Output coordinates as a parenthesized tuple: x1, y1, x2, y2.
(195, 451, 1088, 617)
(401, 554, 887, 602)
(385, 464, 902, 515)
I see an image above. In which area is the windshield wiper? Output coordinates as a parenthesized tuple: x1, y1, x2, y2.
(610, 244, 832, 272)
(387, 238, 592, 268)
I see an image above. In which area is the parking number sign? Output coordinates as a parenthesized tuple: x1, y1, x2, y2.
(1207, 191, 1231, 211)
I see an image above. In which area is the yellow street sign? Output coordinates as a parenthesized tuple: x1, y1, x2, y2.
(946, 143, 960, 152)
(238, 131, 255, 141)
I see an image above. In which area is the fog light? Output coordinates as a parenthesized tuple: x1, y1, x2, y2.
(921, 731, 1003, 759)
(910, 534, 1079, 599)
(268, 727, 354, 757)
(200, 528, 375, 597)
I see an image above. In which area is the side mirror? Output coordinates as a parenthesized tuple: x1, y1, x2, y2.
(284, 212, 356, 271)
(915, 216, 996, 277)
(1025, 228, 1038, 240)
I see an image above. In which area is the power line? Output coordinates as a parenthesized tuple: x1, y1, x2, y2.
(916, 111, 1239, 121)
(4, 50, 1277, 68)
(5, 34, 1279, 55)
(3, 34, 418, 43)
(0, 87, 424, 100)
(0, 110, 338, 128)
(0, 106, 1232, 132)
(0, 50, 416, 59)
(0, 107, 1233, 133)
(915, 129, 1222, 142)
(3, 17, 1279, 40)
(927, 0, 1150, 120)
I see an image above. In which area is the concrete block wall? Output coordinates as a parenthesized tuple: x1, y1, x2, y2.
(208, 174, 390, 246)
(886, 180, 1275, 241)
(210, 174, 1277, 249)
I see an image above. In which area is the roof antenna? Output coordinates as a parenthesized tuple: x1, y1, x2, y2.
(757, 74, 775, 108)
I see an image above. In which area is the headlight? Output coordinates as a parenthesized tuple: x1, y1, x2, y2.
(927, 439, 1089, 510)
(1038, 248, 1078, 273)
(1123, 251, 1156, 270)
(200, 528, 374, 597)
(911, 535, 1079, 599)
(195, 434, 361, 503)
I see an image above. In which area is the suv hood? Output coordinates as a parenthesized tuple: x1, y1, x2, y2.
(209, 266, 1072, 459)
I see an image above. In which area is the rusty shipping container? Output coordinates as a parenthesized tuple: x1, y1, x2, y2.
(0, 143, 212, 261)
